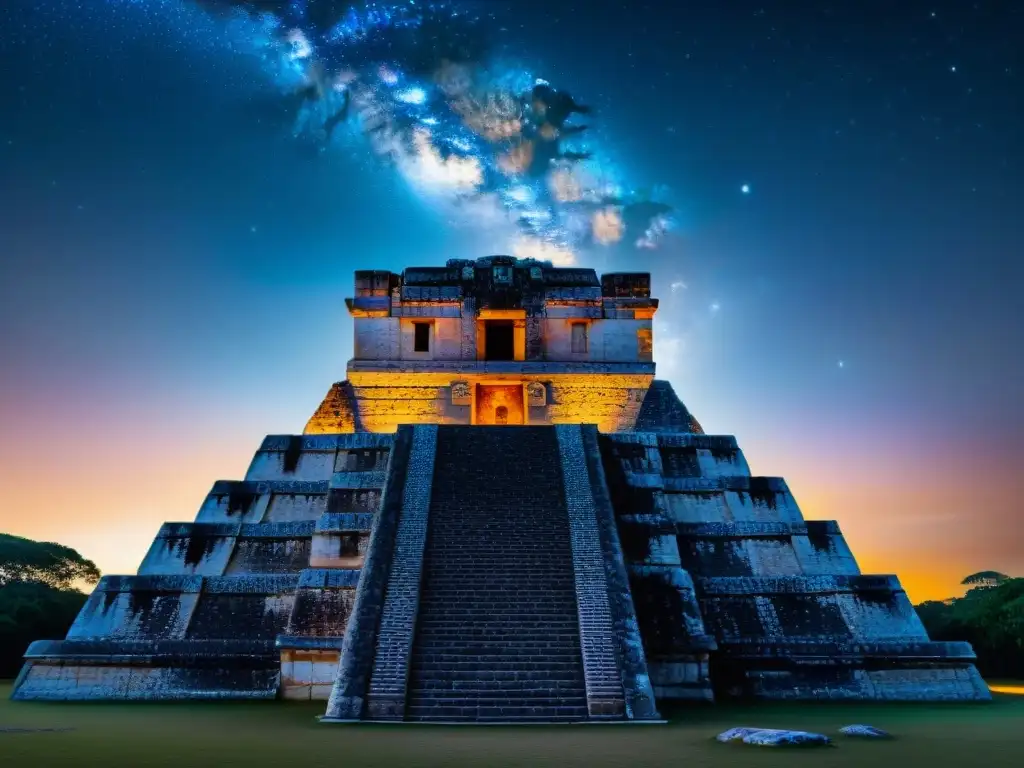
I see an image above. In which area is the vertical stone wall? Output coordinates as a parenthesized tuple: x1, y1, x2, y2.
(324, 427, 415, 720)
(364, 425, 438, 719)
(577, 425, 660, 719)
(554, 425, 628, 718)
(599, 433, 718, 702)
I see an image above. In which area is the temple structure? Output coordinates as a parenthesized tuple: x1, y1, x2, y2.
(13, 256, 990, 721)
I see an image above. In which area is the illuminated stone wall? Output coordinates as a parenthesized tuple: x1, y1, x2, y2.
(314, 257, 661, 434)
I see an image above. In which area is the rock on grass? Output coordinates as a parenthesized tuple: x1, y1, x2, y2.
(840, 724, 891, 739)
(716, 727, 832, 747)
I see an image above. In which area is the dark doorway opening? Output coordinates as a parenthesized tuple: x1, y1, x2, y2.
(413, 322, 430, 352)
(485, 321, 515, 361)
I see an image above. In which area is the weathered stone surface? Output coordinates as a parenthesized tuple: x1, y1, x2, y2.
(741, 729, 832, 747)
(12, 262, 989, 715)
(840, 724, 891, 738)
(716, 726, 764, 743)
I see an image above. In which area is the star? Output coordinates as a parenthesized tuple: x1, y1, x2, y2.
(741, 183, 751, 194)
(950, 66, 957, 73)
(838, 360, 845, 369)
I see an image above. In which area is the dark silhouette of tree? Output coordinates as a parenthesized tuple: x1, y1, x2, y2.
(961, 571, 1011, 588)
(0, 534, 99, 678)
(0, 533, 100, 590)
(916, 574, 1024, 680)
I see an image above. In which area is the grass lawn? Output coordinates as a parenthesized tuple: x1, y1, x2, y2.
(2, 682, 1023, 768)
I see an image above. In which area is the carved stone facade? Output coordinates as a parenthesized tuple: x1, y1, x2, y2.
(12, 257, 989, 718)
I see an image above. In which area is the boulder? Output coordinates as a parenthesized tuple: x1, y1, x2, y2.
(716, 727, 764, 743)
(840, 724, 891, 739)
(742, 729, 832, 747)
(716, 727, 832, 747)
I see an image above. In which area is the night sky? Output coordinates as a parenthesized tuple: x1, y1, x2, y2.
(1, 0, 1021, 602)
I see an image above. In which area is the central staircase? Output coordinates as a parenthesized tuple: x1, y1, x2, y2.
(405, 426, 589, 722)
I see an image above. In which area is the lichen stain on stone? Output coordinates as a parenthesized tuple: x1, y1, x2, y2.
(283, 436, 303, 473)
(617, 521, 653, 562)
(101, 589, 120, 613)
(684, 540, 754, 577)
(289, 590, 356, 637)
(661, 447, 701, 478)
(227, 489, 258, 517)
(629, 572, 695, 656)
(176, 532, 222, 568)
(805, 521, 834, 552)
(742, 478, 779, 509)
(769, 594, 849, 639)
(127, 590, 158, 617)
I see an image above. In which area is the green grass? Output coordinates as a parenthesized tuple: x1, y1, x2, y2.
(2, 683, 1023, 767)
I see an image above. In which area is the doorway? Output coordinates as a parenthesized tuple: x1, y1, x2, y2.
(484, 321, 515, 361)
(475, 385, 525, 425)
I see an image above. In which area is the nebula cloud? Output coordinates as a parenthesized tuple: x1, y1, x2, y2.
(191, 1, 675, 263)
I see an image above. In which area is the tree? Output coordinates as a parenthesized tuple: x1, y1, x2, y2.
(961, 571, 1011, 589)
(0, 533, 100, 590)
(0, 534, 99, 678)
(916, 573, 1024, 680)
(0, 581, 89, 678)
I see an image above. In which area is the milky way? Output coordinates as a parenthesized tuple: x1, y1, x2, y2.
(175, 1, 676, 264)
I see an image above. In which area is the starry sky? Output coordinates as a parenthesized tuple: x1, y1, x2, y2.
(0, 0, 1021, 602)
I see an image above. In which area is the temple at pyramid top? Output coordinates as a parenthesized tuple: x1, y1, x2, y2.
(306, 255, 703, 434)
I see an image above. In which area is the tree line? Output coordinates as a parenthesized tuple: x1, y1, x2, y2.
(915, 572, 1024, 680)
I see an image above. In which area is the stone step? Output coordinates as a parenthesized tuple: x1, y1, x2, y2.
(406, 705, 589, 721)
(403, 426, 590, 722)
(412, 661, 583, 674)
(409, 651, 585, 663)
(414, 632, 581, 642)
(412, 642, 581, 650)
(408, 690, 588, 702)
(420, 668, 585, 683)
(409, 678, 586, 693)
(406, 695, 588, 708)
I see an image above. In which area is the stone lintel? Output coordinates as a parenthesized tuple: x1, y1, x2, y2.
(676, 521, 843, 538)
(315, 513, 375, 533)
(605, 432, 740, 453)
(330, 471, 388, 489)
(202, 575, 300, 594)
(275, 636, 346, 651)
(696, 574, 903, 596)
(158, 522, 241, 538)
(714, 639, 980, 661)
(346, 359, 656, 376)
(258, 434, 395, 452)
(22, 638, 278, 661)
(238, 521, 315, 538)
(209, 479, 330, 495)
(96, 575, 204, 593)
(296, 569, 361, 589)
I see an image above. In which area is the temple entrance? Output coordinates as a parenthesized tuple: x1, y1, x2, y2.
(484, 321, 515, 360)
(475, 385, 524, 425)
